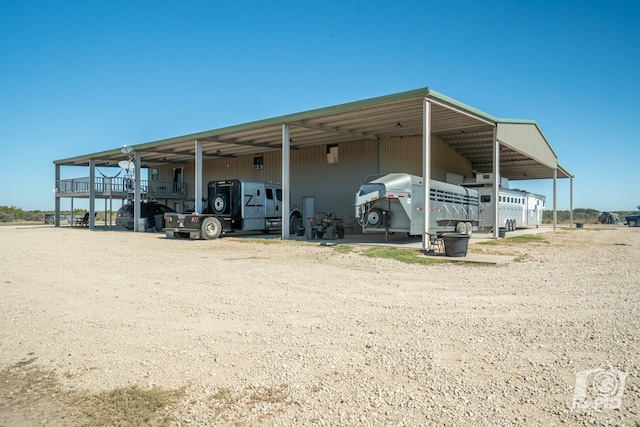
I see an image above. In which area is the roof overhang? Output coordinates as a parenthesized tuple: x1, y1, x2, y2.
(54, 87, 572, 180)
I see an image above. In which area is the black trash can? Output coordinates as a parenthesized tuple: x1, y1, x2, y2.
(575, 222, 583, 228)
(498, 228, 507, 238)
(442, 233, 470, 257)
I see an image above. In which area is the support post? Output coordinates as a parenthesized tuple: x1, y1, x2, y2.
(54, 164, 61, 227)
(569, 176, 574, 228)
(492, 127, 500, 238)
(422, 98, 431, 252)
(195, 140, 203, 214)
(134, 151, 141, 232)
(553, 168, 558, 230)
(89, 159, 96, 229)
(281, 124, 291, 239)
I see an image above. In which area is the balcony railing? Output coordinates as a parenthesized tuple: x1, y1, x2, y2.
(55, 177, 187, 199)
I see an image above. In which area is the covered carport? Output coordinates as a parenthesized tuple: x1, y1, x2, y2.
(54, 87, 573, 249)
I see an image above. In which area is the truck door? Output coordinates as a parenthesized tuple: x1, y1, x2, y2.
(264, 186, 279, 219)
(243, 183, 265, 219)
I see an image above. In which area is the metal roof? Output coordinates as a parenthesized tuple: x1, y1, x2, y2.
(54, 87, 573, 180)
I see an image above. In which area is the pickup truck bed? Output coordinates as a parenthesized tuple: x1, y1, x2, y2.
(625, 214, 640, 227)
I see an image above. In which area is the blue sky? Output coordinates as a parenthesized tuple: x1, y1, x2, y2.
(1, 0, 638, 212)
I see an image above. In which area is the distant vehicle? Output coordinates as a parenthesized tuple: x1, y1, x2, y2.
(164, 179, 302, 240)
(625, 214, 640, 227)
(116, 202, 175, 230)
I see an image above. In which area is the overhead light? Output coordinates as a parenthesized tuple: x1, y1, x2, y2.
(216, 149, 221, 155)
(395, 122, 403, 128)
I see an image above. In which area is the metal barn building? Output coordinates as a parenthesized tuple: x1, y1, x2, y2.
(53, 87, 574, 250)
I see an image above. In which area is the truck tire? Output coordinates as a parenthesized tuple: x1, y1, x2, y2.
(629, 219, 638, 227)
(290, 213, 303, 234)
(366, 209, 383, 227)
(201, 217, 223, 240)
(212, 193, 228, 214)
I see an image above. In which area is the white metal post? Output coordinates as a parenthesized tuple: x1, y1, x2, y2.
(492, 128, 500, 238)
(282, 124, 291, 239)
(195, 140, 203, 214)
(570, 176, 573, 228)
(553, 168, 557, 230)
(422, 98, 431, 252)
(54, 164, 61, 227)
(89, 159, 96, 229)
(134, 151, 141, 232)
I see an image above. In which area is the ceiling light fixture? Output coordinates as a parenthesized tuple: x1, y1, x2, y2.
(395, 122, 403, 128)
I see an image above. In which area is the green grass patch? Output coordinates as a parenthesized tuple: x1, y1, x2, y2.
(333, 244, 354, 254)
(504, 234, 549, 244)
(237, 237, 284, 244)
(83, 385, 184, 427)
(361, 246, 448, 265)
(478, 234, 549, 246)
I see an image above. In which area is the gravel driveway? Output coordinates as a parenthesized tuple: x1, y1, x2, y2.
(0, 225, 638, 426)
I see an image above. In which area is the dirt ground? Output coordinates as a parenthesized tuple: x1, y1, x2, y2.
(0, 224, 638, 426)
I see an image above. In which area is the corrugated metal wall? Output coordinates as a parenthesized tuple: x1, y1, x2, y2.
(154, 135, 474, 224)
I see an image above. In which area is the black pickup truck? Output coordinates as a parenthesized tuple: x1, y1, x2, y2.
(625, 214, 640, 227)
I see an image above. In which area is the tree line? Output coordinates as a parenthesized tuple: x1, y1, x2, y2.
(2, 205, 638, 224)
(0, 206, 113, 223)
(542, 207, 640, 223)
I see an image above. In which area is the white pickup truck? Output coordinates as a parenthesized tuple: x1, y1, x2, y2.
(164, 179, 303, 240)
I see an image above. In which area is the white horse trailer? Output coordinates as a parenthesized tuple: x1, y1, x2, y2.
(355, 173, 480, 236)
(463, 175, 545, 231)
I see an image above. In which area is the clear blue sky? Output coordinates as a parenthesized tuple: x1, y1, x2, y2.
(1, 0, 638, 212)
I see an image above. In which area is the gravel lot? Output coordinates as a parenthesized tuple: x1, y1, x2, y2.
(0, 225, 638, 426)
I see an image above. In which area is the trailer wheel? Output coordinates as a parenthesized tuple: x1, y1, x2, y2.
(366, 209, 383, 227)
(201, 217, 223, 240)
(628, 219, 638, 227)
(212, 193, 228, 214)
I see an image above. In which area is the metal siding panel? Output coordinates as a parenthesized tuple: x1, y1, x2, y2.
(290, 140, 378, 221)
(379, 136, 473, 182)
(497, 123, 557, 168)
